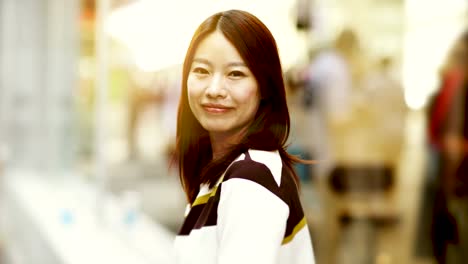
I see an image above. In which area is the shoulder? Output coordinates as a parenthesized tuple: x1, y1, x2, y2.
(223, 149, 283, 193)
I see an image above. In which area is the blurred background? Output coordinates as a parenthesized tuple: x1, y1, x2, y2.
(0, 0, 467, 263)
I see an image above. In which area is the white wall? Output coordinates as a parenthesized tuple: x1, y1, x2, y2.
(403, 0, 467, 109)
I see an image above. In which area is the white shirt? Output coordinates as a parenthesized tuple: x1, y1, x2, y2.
(174, 149, 315, 264)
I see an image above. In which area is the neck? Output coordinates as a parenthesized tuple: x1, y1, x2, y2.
(210, 129, 247, 160)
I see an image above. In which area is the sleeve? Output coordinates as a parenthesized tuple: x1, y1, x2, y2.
(216, 166, 289, 264)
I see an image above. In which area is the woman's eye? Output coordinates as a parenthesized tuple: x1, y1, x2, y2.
(228, 71, 245, 78)
(192, 67, 209, 75)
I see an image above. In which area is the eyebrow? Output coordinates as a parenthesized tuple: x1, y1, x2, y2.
(192, 58, 247, 68)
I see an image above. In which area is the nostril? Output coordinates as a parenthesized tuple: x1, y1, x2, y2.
(206, 83, 227, 98)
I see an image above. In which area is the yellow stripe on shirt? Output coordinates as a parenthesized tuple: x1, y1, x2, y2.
(282, 217, 307, 245)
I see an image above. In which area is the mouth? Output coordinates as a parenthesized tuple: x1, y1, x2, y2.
(201, 103, 233, 114)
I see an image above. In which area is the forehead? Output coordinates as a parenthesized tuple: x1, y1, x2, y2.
(193, 31, 244, 63)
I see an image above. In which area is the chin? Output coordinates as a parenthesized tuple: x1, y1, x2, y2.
(202, 124, 232, 133)
(198, 119, 233, 133)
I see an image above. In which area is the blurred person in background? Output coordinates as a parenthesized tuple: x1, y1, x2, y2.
(285, 64, 318, 183)
(307, 28, 406, 263)
(305, 28, 366, 176)
(424, 30, 468, 264)
(363, 56, 407, 170)
(173, 9, 315, 264)
(303, 28, 360, 263)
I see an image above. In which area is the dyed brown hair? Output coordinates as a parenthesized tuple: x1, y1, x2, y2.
(176, 9, 304, 203)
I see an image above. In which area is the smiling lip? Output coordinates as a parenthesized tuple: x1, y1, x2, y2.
(202, 104, 232, 113)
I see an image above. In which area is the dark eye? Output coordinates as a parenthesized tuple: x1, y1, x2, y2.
(192, 67, 209, 75)
(228, 71, 245, 78)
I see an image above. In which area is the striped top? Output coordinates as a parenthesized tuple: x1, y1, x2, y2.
(174, 149, 315, 264)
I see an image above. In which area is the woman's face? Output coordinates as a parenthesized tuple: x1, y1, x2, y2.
(187, 31, 260, 139)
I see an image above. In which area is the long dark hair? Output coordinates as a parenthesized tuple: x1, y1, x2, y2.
(176, 9, 306, 203)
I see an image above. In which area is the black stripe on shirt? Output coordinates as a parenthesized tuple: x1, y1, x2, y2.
(279, 165, 307, 243)
(178, 187, 221, 235)
(178, 152, 306, 242)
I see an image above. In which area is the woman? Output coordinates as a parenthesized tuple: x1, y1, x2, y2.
(173, 9, 315, 264)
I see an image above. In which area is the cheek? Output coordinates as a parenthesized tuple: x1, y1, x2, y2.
(234, 84, 260, 113)
(237, 84, 259, 103)
(187, 77, 201, 101)
(187, 78, 201, 113)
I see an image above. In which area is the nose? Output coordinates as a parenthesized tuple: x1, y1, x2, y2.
(205, 74, 227, 98)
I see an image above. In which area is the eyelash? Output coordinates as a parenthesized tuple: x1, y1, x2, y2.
(228, 71, 245, 77)
(191, 67, 246, 78)
(192, 67, 209, 74)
